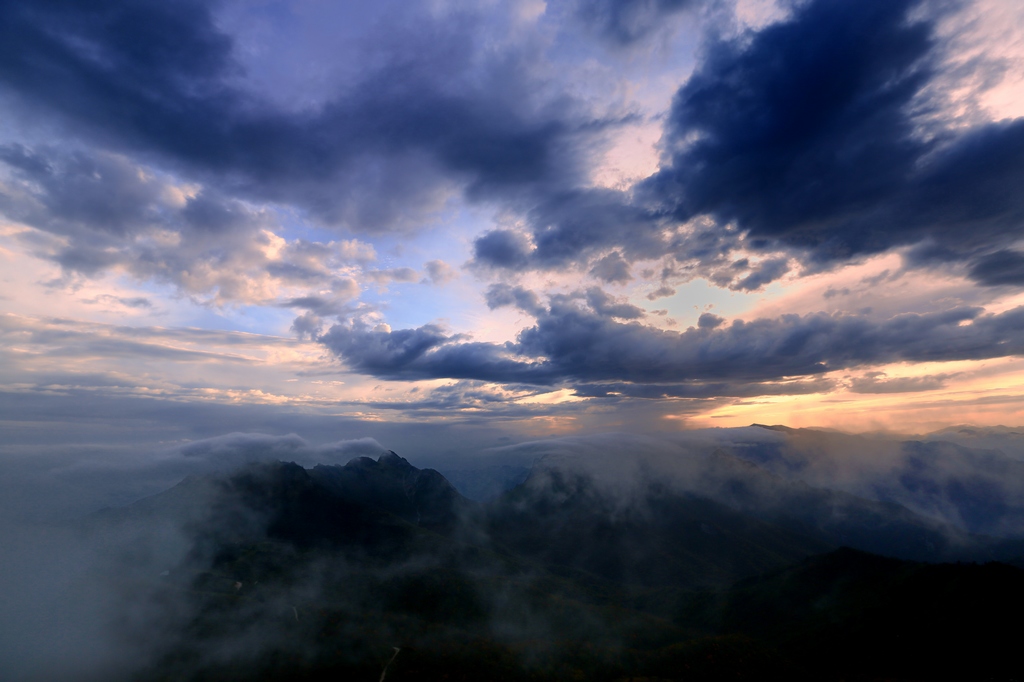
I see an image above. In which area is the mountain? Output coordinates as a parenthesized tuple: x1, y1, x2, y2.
(96, 451, 469, 543)
(437, 465, 531, 501)
(484, 460, 831, 589)
(712, 547, 1024, 680)
(309, 452, 470, 532)
(84, 450, 1024, 681)
(727, 424, 1024, 538)
(694, 448, 1000, 562)
(484, 446, 1023, 567)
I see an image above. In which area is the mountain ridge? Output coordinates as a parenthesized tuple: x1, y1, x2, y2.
(79, 446, 1024, 681)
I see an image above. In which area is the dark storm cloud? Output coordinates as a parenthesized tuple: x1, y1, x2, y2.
(645, 0, 1024, 277)
(0, 0, 588, 232)
(470, 0, 1024, 289)
(509, 301, 1014, 385)
(320, 296, 1024, 393)
(2, 0, 1020, 290)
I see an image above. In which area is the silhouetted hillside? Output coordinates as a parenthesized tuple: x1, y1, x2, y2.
(82, 451, 1024, 681)
(485, 463, 830, 589)
(716, 548, 1024, 680)
(731, 425, 1024, 538)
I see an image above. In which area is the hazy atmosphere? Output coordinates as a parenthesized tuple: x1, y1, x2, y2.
(3, 0, 1024, 680)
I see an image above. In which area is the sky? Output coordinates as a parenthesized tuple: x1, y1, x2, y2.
(3, 0, 1024, 466)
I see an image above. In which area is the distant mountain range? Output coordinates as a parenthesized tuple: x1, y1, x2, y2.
(440, 424, 1024, 539)
(87, 440, 1024, 681)
(721, 424, 1024, 538)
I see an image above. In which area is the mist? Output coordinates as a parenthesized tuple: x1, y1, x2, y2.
(4, 421, 1024, 680)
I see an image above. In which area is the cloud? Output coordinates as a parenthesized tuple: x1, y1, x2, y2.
(589, 251, 633, 283)
(290, 311, 324, 340)
(280, 293, 356, 317)
(84, 294, 154, 309)
(320, 292, 1024, 397)
(18, 0, 1018, 302)
(697, 312, 724, 329)
(141, 432, 389, 478)
(514, 303, 1024, 385)
(703, 426, 1024, 537)
(644, 0, 1024, 279)
(572, 376, 835, 399)
(473, 229, 534, 269)
(472, 188, 663, 270)
(491, 427, 1024, 537)
(366, 267, 419, 284)
(463, 0, 1024, 292)
(361, 380, 555, 414)
(847, 372, 953, 394)
(424, 259, 456, 285)
(0, 429, 391, 680)
(583, 286, 645, 319)
(575, 0, 702, 46)
(0, 313, 260, 364)
(318, 320, 540, 383)
(0, 313, 323, 412)
(37, 433, 390, 499)
(731, 257, 790, 291)
(0, 145, 169, 240)
(968, 250, 1024, 286)
(0, 0, 591, 233)
(484, 283, 544, 315)
(646, 285, 675, 300)
(0, 146, 379, 305)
